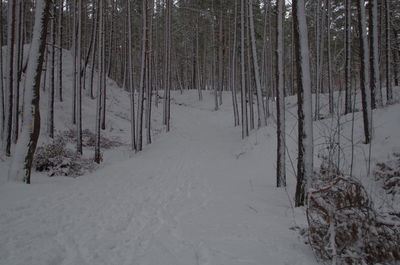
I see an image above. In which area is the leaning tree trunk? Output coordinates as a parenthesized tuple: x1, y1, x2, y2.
(9, 0, 50, 183)
(293, 0, 313, 207)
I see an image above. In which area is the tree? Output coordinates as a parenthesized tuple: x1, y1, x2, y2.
(137, 0, 147, 151)
(369, 0, 382, 108)
(230, 0, 240, 127)
(95, 0, 104, 164)
(293, 0, 313, 207)
(344, 0, 352, 114)
(276, 0, 286, 187)
(0, 0, 4, 142)
(385, 0, 393, 103)
(58, 0, 63, 102)
(9, 0, 51, 183)
(5, 0, 17, 156)
(76, 0, 83, 154)
(357, 0, 372, 144)
(240, 0, 249, 139)
(249, 0, 266, 127)
(127, 0, 136, 151)
(47, 1, 56, 139)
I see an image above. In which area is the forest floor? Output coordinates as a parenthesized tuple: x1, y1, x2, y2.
(0, 51, 399, 265)
(0, 89, 319, 265)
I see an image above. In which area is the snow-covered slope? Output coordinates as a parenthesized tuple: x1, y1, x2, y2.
(0, 88, 318, 265)
(1, 48, 399, 265)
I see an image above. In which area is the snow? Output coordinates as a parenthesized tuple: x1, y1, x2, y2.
(0, 89, 318, 265)
(1, 42, 400, 265)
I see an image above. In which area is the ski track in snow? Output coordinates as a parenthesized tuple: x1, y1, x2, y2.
(0, 91, 317, 265)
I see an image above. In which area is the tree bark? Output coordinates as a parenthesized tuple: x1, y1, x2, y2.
(9, 0, 50, 183)
(276, 0, 286, 187)
(293, 0, 313, 207)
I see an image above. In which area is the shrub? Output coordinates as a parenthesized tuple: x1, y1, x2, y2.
(374, 153, 400, 197)
(33, 137, 96, 177)
(307, 175, 400, 264)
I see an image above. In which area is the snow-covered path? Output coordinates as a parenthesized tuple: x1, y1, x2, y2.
(0, 92, 316, 265)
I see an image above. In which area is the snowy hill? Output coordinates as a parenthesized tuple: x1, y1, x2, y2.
(1, 49, 399, 265)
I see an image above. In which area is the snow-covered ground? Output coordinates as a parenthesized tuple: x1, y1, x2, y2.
(1, 50, 399, 265)
(0, 88, 319, 265)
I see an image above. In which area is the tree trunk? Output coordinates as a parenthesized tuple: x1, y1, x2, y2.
(5, 0, 17, 156)
(276, 0, 286, 187)
(369, 0, 382, 108)
(94, 0, 104, 164)
(344, 0, 352, 114)
(385, 0, 393, 103)
(48, 1, 56, 139)
(249, 0, 266, 127)
(76, 0, 83, 154)
(293, 0, 313, 207)
(357, 0, 372, 144)
(9, 0, 50, 183)
(58, 0, 63, 102)
(0, 0, 4, 142)
(240, 0, 248, 138)
(127, 0, 136, 151)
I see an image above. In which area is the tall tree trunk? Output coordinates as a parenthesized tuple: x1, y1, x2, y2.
(344, 0, 352, 114)
(249, 0, 266, 127)
(326, 0, 333, 115)
(72, 0, 77, 125)
(240, 0, 248, 138)
(246, 2, 254, 131)
(196, 15, 202, 101)
(369, 0, 382, 108)
(146, 0, 154, 145)
(48, 1, 56, 139)
(76, 0, 83, 154)
(127, 0, 136, 151)
(0, 0, 4, 142)
(385, 0, 393, 103)
(9, 0, 50, 183)
(276, 0, 286, 187)
(12, 0, 22, 144)
(58, 0, 63, 102)
(5, 0, 17, 156)
(357, 0, 372, 144)
(137, 0, 147, 151)
(231, 0, 239, 126)
(94, 0, 104, 164)
(293, 0, 313, 207)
